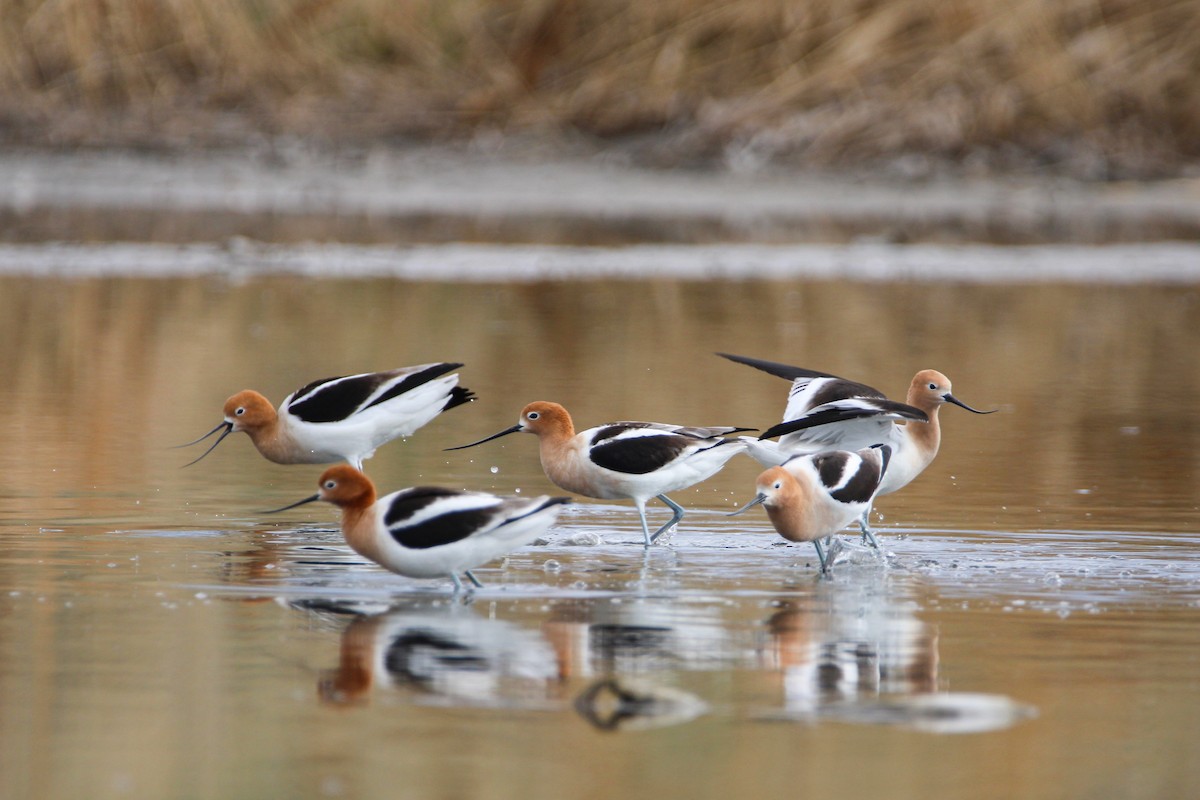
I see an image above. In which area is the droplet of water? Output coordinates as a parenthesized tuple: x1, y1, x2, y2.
(490, 466, 499, 474)
(543, 559, 562, 573)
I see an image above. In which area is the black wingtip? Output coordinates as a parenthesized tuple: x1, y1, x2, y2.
(716, 352, 837, 382)
(445, 385, 476, 411)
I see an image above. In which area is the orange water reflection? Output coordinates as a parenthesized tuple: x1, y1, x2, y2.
(0, 276, 1196, 533)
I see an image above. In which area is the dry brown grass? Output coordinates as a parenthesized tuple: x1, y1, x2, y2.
(1, 0, 1198, 176)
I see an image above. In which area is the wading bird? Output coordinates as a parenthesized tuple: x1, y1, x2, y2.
(447, 401, 751, 547)
(180, 363, 474, 470)
(719, 353, 994, 545)
(730, 445, 891, 574)
(266, 465, 569, 593)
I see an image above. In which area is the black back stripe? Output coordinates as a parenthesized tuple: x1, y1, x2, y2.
(815, 451, 851, 491)
(287, 364, 463, 424)
(389, 506, 495, 550)
(362, 363, 461, 412)
(288, 373, 389, 423)
(814, 452, 881, 504)
(383, 486, 464, 526)
(592, 423, 654, 444)
(289, 375, 340, 404)
(591, 435, 686, 475)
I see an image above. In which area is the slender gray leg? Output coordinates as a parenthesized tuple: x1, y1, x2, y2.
(464, 570, 484, 588)
(636, 502, 653, 548)
(450, 573, 464, 593)
(812, 539, 829, 575)
(649, 495, 685, 543)
(858, 505, 880, 550)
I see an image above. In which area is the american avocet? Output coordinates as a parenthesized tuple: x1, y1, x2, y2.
(317, 604, 558, 704)
(446, 401, 752, 548)
(730, 445, 891, 574)
(267, 465, 569, 593)
(180, 363, 474, 470)
(719, 353, 994, 545)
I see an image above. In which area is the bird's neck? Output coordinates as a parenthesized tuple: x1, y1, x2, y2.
(905, 404, 942, 461)
(242, 418, 296, 464)
(340, 504, 382, 562)
(536, 434, 593, 497)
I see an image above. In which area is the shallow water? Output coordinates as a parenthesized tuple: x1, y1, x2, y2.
(1, 248, 1198, 799)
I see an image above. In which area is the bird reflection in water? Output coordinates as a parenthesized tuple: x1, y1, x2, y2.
(763, 596, 939, 714)
(574, 677, 708, 732)
(759, 592, 1033, 732)
(313, 601, 559, 708)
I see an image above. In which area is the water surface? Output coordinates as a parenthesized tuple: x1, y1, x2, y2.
(0, 253, 1198, 799)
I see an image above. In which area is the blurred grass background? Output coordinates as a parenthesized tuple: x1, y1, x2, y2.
(1, 0, 1198, 177)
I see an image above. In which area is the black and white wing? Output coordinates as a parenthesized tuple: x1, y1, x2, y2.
(802, 444, 891, 505)
(585, 422, 746, 475)
(759, 397, 928, 442)
(717, 352, 854, 385)
(284, 363, 474, 424)
(381, 487, 568, 550)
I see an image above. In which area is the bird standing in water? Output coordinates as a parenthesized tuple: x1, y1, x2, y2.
(719, 353, 994, 545)
(267, 465, 569, 593)
(180, 363, 474, 470)
(448, 401, 751, 547)
(731, 445, 891, 574)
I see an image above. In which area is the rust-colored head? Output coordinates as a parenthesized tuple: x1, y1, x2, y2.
(755, 466, 799, 508)
(443, 400, 576, 451)
(315, 465, 377, 510)
(517, 401, 575, 438)
(908, 370, 994, 415)
(223, 390, 277, 432)
(731, 465, 802, 518)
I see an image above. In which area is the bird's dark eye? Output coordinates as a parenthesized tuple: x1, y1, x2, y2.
(927, 382, 937, 390)
(774, 481, 783, 490)
(527, 411, 540, 420)
(236, 407, 246, 416)
(323, 480, 336, 490)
